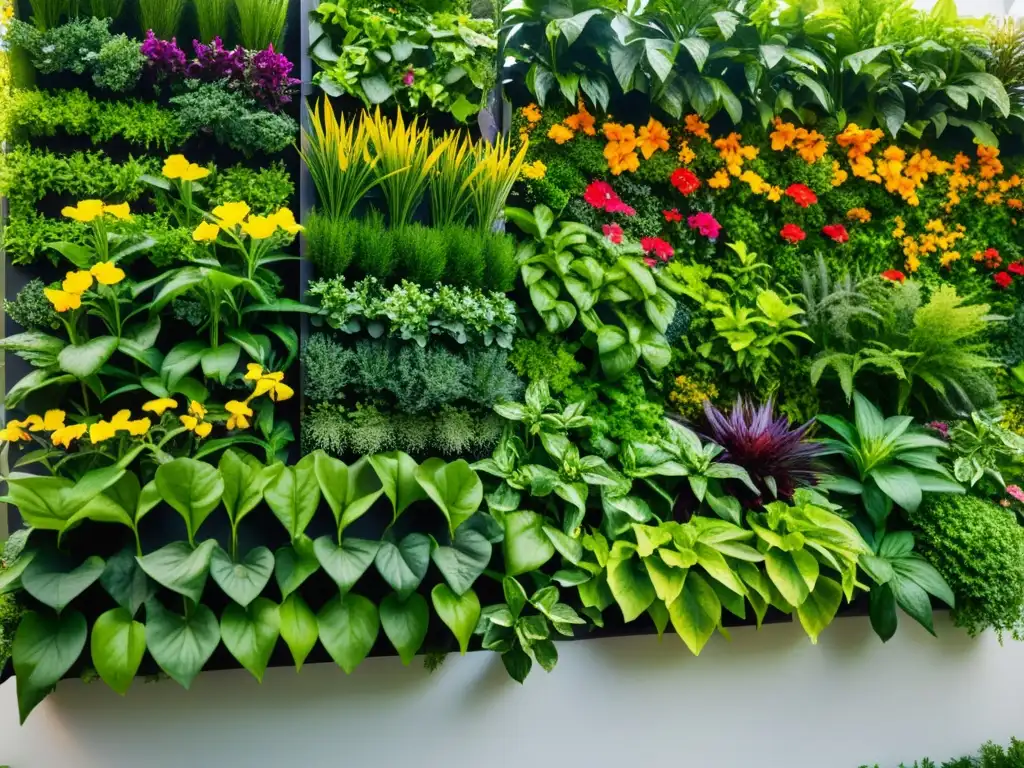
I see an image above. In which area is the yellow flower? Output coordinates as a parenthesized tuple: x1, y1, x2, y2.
(51, 423, 88, 448)
(708, 170, 730, 189)
(905, 253, 921, 273)
(245, 363, 266, 381)
(270, 208, 303, 235)
(521, 103, 542, 124)
(103, 202, 131, 221)
(195, 421, 213, 438)
(0, 420, 30, 442)
(226, 400, 253, 430)
(250, 369, 294, 401)
(45, 289, 82, 313)
(547, 124, 575, 144)
(180, 414, 213, 438)
(521, 160, 547, 180)
(846, 207, 872, 223)
(637, 118, 670, 160)
(26, 410, 66, 431)
(20, 415, 43, 431)
(126, 418, 151, 436)
(188, 400, 207, 419)
(180, 164, 210, 182)
(90, 261, 126, 286)
(192, 221, 220, 242)
(213, 202, 251, 228)
(162, 154, 190, 179)
(677, 140, 695, 165)
(939, 251, 961, 269)
(831, 161, 848, 187)
(89, 420, 117, 444)
(110, 410, 134, 431)
(766, 186, 782, 202)
(62, 199, 106, 223)
(241, 215, 277, 240)
(770, 119, 797, 151)
(62, 270, 94, 294)
(143, 398, 178, 416)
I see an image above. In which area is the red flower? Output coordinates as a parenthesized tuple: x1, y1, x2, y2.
(671, 168, 701, 196)
(780, 223, 806, 244)
(687, 212, 721, 239)
(983, 247, 1002, 269)
(785, 183, 818, 208)
(641, 236, 674, 261)
(583, 180, 635, 216)
(881, 269, 906, 283)
(821, 223, 849, 243)
(1009, 261, 1024, 276)
(994, 271, 1013, 289)
(602, 223, 623, 244)
(663, 208, 682, 223)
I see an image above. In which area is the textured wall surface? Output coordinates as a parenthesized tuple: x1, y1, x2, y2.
(1, 613, 1022, 768)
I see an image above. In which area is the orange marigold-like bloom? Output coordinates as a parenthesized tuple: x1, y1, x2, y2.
(637, 118, 670, 159)
(548, 124, 575, 144)
(678, 140, 696, 165)
(846, 207, 872, 223)
(770, 118, 797, 150)
(684, 114, 710, 140)
(564, 100, 596, 136)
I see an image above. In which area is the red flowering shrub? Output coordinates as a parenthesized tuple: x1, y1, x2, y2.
(1010, 261, 1024, 276)
(785, 183, 818, 207)
(641, 236, 674, 261)
(663, 208, 682, 223)
(584, 181, 635, 215)
(780, 223, 806, 243)
(822, 223, 849, 243)
(881, 269, 906, 282)
(995, 271, 1013, 289)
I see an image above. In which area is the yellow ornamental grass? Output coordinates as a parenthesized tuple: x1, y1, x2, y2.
(466, 133, 529, 233)
(430, 131, 477, 228)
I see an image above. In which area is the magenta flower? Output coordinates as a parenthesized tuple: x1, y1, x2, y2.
(687, 212, 721, 240)
(403, 67, 415, 86)
(141, 30, 186, 75)
(1007, 485, 1024, 504)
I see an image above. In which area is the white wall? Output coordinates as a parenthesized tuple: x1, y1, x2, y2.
(0, 613, 1022, 768)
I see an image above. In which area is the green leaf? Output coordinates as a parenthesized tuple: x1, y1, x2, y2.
(958, 72, 1010, 117)
(502, 511, 555, 577)
(869, 465, 922, 512)
(501, 645, 532, 683)
(218, 451, 272, 528)
(22, 555, 105, 613)
(607, 554, 656, 622)
(764, 549, 811, 607)
(431, 525, 491, 595)
(313, 536, 380, 594)
(209, 546, 274, 608)
(796, 576, 842, 643)
(58, 336, 118, 379)
(279, 593, 318, 671)
(145, 599, 220, 689)
(891, 572, 936, 635)
(156, 458, 224, 546)
(137, 540, 217, 604)
(361, 74, 393, 104)
(5, 369, 76, 408)
(314, 452, 383, 536)
(220, 598, 280, 682)
(504, 576, 528, 619)
(870, 582, 898, 642)
(317, 592, 379, 674)
(892, 556, 954, 607)
(431, 585, 480, 654)
(369, 451, 426, 525)
(374, 534, 431, 599)
(415, 458, 482, 536)
(200, 343, 240, 385)
(90, 607, 146, 695)
(274, 535, 320, 598)
(14, 609, 87, 722)
(160, 340, 207, 388)
(100, 548, 153, 616)
(264, 454, 321, 541)
(667, 572, 721, 655)
(380, 592, 429, 665)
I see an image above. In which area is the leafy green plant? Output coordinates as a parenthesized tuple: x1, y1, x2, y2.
(139, 0, 187, 38)
(170, 82, 299, 156)
(194, 0, 234, 43)
(208, 163, 294, 215)
(90, 0, 125, 18)
(6, 280, 59, 332)
(92, 35, 145, 92)
(27, 0, 71, 30)
(235, 0, 288, 49)
(947, 412, 1024, 494)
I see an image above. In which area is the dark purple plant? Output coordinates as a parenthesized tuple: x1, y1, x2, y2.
(248, 44, 301, 109)
(703, 398, 825, 503)
(188, 37, 246, 81)
(141, 30, 186, 76)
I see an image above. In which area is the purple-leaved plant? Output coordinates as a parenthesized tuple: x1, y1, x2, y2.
(249, 44, 301, 109)
(141, 30, 187, 75)
(703, 398, 825, 504)
(188, 37, 246, 81)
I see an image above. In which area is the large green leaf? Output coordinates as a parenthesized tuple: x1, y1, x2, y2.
(22, 555, 105, 613)
(502, 511, 555, 577)
(58, 336, 118, 379)
(13, 609, 87, 723)
(155, 459, 224, 546)
(209, 546, 274, 607)
(313, 536, 380, 594)
(764, 549, 811, 607)
(314, 452, 383, 537)
(796, 576, 842, 643)
(90, 607, 146, 695)
(380, 592, 429, 666)
(160, 340, 207, 387)
(137, 540, 217, 604)
(431, 525, 491, 596)
(667, 572, 720, 655)
(274, 535, 320, 598)
(100, 548, 154, 616)
(264, 454, 321, 541)
(200, 343, 241, 385)
(369, 451, 427, 525)
(415, 458, 482, 536)
(145, 599, 220, 689)
(220, 598, 280, 682)
(219, 451, 273, 527)
(279, 592, 318, 671)
(317, 593, 379, 674)
(869, 465, 922, 512)
(374, 534, 431, 599)
(607, 552, 656, 622)
(431, 585, 480, 654)
(869, 582, 898, 642)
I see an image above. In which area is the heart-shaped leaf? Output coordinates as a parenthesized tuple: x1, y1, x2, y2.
(503, 511, 555, 576)
(219, 450, 273, 527)
(369, 451, 426, 525)
(279, 592, 318, 671)
(380, 592, 429, 666)
(13, 609, 87, 723)
(313, 536, 380, 594)
(264, 454, 320, 541)
(220, 598, 280, 682)
(274, 535, 320, 598)
(317, 592, 379, 674)
(22, 555, 105, 613)
(200, 343, 241, 384)
(155, 458, 224, 546)
(90, 607, 146, 695)
(210, 546, 274, 607)
(145, 599, 220, 689)
(314, 452, 383, 535)
(415, 458, 483, 536)
(137, 540, 217, 604)
(100, 548, 153, 616)
(374, 534, 431, 599)
(431, 585, 480, 654)
(58, 335, 118, 378)
(431, 526, 491, 595)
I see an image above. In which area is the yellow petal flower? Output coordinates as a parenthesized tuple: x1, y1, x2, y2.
(143, 398, 179, 416)
(241, 215, 277, 240)
(45, 289, 82, 312)
(89, 421, 117, 443)
(0, 420, 30, 442)
(61, 200, 105, 223)
(213, 202, 251, 229)
(180, 414, 199, 431)
(188, 400, 207, 419)
(192, 221, 220, 242)
(103, 202, 131, 221)
(126, 418, 151, 436)
(21, 415, 43, 431)
(179, 163, 210, 182)
(225, 400, 253, 430)
(194, 421, 213, 438)
(90, 261, 126, 286)
(269, 382, 294, 402)
(162, 154, 190, 179)
(245, 364, 265, 381)
(62, 270, 94, 294)
(51, 423, 88, 448)
(110, 410, 133, 431)
(41, 410, 66, 431)
(269, 208, 303, 235)
(252, 378, 276, 398)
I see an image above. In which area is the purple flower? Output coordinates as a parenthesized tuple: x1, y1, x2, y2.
(702, 398, 825, 504)
(248, 44, 301, 109)
(141, 30, 186, 75)
(188, 36, 246, 81)
(926, 421, 950, 440)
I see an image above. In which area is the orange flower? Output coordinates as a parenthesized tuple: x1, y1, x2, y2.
(637, 118, 670, 159)
(563, 100, 596, 136)
(521, 104, 542, 124)
(547, 124, 574, 144)
(684, 114, 710, 141)
(832, 161, 848, 187)
(770, 118, 797, 150)
(846, 207, 872, 223)
(708, 169, 730, 189)
(677, 140, 695, 165)
(794, 128, 827, 164)
(977, 144, 1004, 179)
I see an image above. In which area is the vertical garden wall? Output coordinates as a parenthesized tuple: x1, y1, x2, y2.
(2, 0, 1024, 730)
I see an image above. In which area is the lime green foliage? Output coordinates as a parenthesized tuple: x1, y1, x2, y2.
(235, 0, 288, 49)
(90, 0, 125, 18)
(195, 0, 233, 43)
(208, 162, 294, 215)
(6, 89, 188, 150)
(509, 335, 583, 394)
(170, 82, 299, 156)
(0, 594, 22, 675)
(6, 279, 59, 331)
(911, 494, 1024, 641)
(139, 0, 187, 38)
(566, 372, 667, 447)
(91, 34, 145, 92)
(862, 736, 1024, 768)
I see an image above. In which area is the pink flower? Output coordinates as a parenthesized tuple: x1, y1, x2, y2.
(641, 236, 673, 262)
(1007, 485, 1024, 504)
(607, 198, 636, 216)
(926, 421, 949, 439)
(602, 223, 623, 244)
(687, 212, 721, 239)
(403, 68, 415, 86)
(583, 181, 635, 216)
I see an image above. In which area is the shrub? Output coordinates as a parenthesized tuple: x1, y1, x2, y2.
(910, 494, 1024, 641)
(8, 17, 111, 74)
(508, 335, 583, 394)
(483, 231, 517, 292)
(398, 224, 448, 285)
(351, 213, 396, 280)
(5, 279, 59, 331)
(92, 34, 144, 92)
(306, 212, 356, 278)
(170, 81, 299, 155)
(208, 162, 294, 214)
